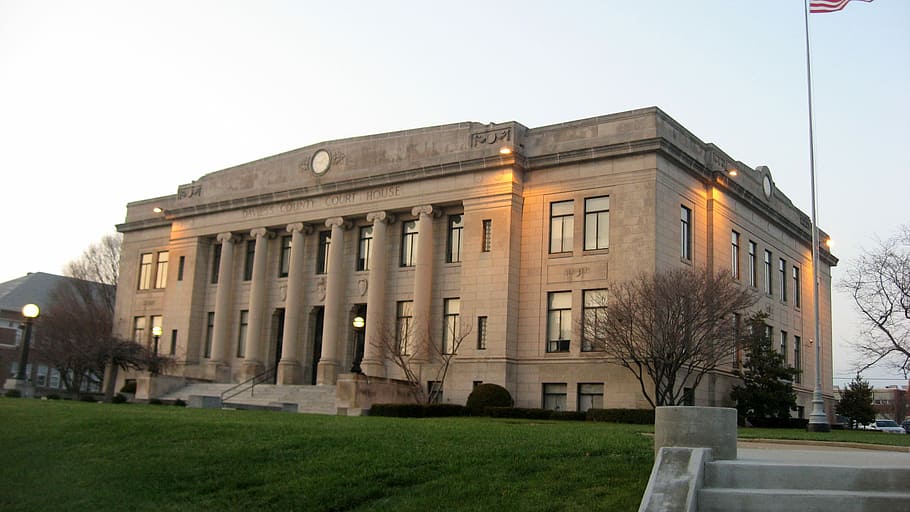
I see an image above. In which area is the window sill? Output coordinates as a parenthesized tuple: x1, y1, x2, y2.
(548, 252, 574, 260)
(583, 248, 610, 255)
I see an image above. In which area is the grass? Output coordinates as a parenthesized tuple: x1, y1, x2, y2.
(737, 426, 910, 447)
(0, 399, 653, 512)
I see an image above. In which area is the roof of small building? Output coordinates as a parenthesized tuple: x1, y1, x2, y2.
(0, 272, 108, 316)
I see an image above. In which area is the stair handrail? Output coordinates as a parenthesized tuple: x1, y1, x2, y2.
(220, 365, 278, 403)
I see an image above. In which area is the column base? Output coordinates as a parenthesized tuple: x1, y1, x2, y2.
(316, 360, 338, 385)
(238, 361, 265, 383)
(3, 378, 35, 398)
(207, 362, 232, 383)
(360, 359, 386, 379)
(276, 361, 302, 385)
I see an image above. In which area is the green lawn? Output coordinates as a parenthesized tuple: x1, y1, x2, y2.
(738, 426, 910, 447)
(0, 399, 653, 511)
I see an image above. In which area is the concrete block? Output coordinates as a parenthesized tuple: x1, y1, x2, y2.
(638, 447, 712, 512)
(654, 406, 737, 460)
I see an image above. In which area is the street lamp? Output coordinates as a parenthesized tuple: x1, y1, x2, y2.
(350, 315, 365, 373)
(151, 326, 162, 356)
(15, 304, 40, 381)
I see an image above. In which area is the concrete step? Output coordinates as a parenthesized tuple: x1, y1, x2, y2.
(160, 382, 338, 415)
(705, 461, 910, 493)
(698, 488, 910, 512)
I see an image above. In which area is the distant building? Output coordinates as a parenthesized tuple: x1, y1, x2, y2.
(111, 107, 837, 415)
(0, 272, 105, 395)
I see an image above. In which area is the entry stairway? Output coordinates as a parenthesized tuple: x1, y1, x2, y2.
(157, 383, 338, 415)
(697, 456, 910, 512)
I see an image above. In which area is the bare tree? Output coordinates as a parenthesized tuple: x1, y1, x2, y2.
(584, 267, 757, 408)
(839, 225, 910, 377)
(370, 319, 471, 404)
(33, 233, 162, 398)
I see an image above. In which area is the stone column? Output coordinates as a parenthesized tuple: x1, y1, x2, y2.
(411, 205, 440, 361)
(241, 227, 273, 380)
(317, 217, 350, 385)
(278, 223, 309, 385)
(210, 232, 237, 382)
(361, 211, 394, 377)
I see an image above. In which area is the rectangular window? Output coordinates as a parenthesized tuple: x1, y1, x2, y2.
(683, 387, 695, 406)
(447, 214, 463, 263)
(549, 200, 574, 254)
(748, 241, 757, 287)
(204, 312, 215, 358)
(236, 310, 249, 357)
(244, 240, 255, 281)
(170, 329, 178, 356)
(442, 298, 460, 354)
(763, 250, 772, 295)
(279, 235, 292, 277)
(211, 244, 222, 284)
(477, 316, 488, 350)
(582, 289, 607, 352)
(584, 196, 610, 250)
(138, 253, 153, 290)
(731, 231, 741, 279)
(779, 258, 787, 302)
(49, 368, 60, 389)
(543, 383, 568, 411)
(547, 291, 571, 353)
(396, 301, 414, 355)
(401, 221, 418, 267)
(482, 219, 492, 252)
(177, 255, 185, 281)
(793, 267, 801, 308)
(317, 231, 331, 274)
(733, 313, 742, 368)
(764, 324, 773, 345)
(680, 206, 692, 261)
(779, 330, 788, 365)
(357, 226, 373, 271)
(577, 383, 604, 411)
(37, 365, 48, 387)
(794, 336, 802, 384)
(154, 251, 169, 288)
(427, 381, 443, 404)
(133, 316, 147, 345)
(150, 315, 163, 353)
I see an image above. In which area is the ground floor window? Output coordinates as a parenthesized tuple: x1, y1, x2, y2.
(577, 383, 604, 411)
(427, 381, 442, 404)
(542, 383, 567, 411)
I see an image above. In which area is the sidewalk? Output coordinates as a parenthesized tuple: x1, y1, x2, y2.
(737, 439, 910, 467)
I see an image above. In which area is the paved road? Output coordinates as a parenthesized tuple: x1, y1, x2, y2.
(737, 440, 910, 467)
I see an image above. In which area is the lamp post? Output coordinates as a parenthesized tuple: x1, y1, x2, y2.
(14, 304, 40, 381)
(350, 315, 365, 374)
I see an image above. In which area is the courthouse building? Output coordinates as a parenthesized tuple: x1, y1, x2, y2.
(112, 107, 836, 414)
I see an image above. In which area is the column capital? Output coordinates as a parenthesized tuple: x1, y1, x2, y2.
(366, 211, 396, 224)
(216, 232, 239, 244)
(411, 205, 441, 218)
(326, 217, 352, 230)
(286, 223, 314, 235)
(250, 227, 275, 239)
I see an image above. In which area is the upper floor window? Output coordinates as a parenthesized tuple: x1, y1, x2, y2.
(357, 226, 373, 271)
(680, 205, 692, 261)
(401, 220, 418, 267)
(133, 316, 146, 345)
(477, 316, 488, 350)
(138, 253, 153, 290)
(154, 252, 169, 288)
(396, 301, 414, 355)
(748, 241, 757, 287)
(177, 255, 185, 281)
(243, 240, 256, 281)
(582, 289, 607, 352)
(584, 196, 610, 250)
(547, 291, 571, 353)
(447, 215, 463, 263)
(794, 336, 802, 383)
(210, 244, 222, 284)
(731, 231, 741, 280)
(793, 267, 801, 308)
(779, 330, 788, 363)
(317, 231, 331, 274)
(482, 219, 492, 252)
(279, 235, 292, 277)
(549, 201, 574, 254)
(763, 250, 772, 295)
(779, 258, 787, 302)
(442, 298, 460, 354)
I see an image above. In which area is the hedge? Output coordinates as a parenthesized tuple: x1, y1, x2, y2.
(585, 408, 655, 424)
(368, 403, 469, 418)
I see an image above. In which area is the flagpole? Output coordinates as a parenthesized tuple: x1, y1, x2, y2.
(804, 0, 830, 432)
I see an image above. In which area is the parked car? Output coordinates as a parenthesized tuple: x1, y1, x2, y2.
(902, 419, 910, 433)
(862, 419, 907, 434)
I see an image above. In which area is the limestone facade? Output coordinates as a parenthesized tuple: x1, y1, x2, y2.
(112, 107, 837, 414)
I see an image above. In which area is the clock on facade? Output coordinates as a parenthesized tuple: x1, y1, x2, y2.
(311, 149, 331, 175)
(762, 175, 773, 200)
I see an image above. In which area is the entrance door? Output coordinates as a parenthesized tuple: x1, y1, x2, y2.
(310, 307, 324, 385)
(272, 309, 285, 384)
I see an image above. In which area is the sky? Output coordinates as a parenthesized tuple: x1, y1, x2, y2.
(1, 1, 908, 386)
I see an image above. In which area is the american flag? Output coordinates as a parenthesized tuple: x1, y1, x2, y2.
(810, 0, 873, 14)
